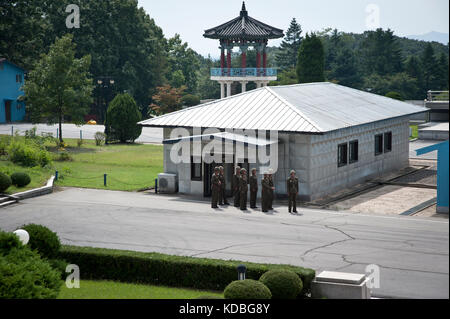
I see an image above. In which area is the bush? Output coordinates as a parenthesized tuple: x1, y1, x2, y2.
(0, 172, 12, 192)
(20, 224, 61, 259)
(195, 295, 224, 299)
(385, 91, 404, 101)
(0, 247, 61, 299)
(224, 280, 272, 299)
(48, 258, 69, 280)
(77, 139, 83, 148)
(58, 246, 315, 293)
(10, 172, 31, 188)
(259, 270, 303, 299)
(0, 231, 23, 255)
(105, 93, 142, 143)
(54, 152, 72, 162)
(181, 94, 201, 107)
(7, 140, 51, 167)
(94, 132, 106, 146)
(0, 136, 11, 155)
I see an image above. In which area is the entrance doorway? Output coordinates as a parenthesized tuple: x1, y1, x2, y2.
(203, 155, 234, 197)
(4, 101, 11, 122)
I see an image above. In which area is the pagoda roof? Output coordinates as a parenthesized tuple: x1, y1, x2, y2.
(203, 2, 284, 41)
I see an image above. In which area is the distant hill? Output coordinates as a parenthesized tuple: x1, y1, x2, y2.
(406, 31, 449, 45)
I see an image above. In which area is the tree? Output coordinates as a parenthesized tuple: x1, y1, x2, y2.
(269, 68, 298, 86)
(23, 34, 93, 143)
(405, 56, 424, 98)
(329, 47, 362, 88)
(181, 94, 201, 107)
(436, 53, 449, 90)
(421, 43, 439, 91)
(385, 91, 404, 101)
(276, 18, 303, 70)
(150, 85, 185, 116)
(296, 33, 325, 83)
(105, 93, 142, 143)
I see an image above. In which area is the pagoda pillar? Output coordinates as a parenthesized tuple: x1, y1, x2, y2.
(227, 44, 232, 75)
(220, 45, 225, 74)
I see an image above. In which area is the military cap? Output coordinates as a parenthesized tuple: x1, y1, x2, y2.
(235, 166, 241, 170)
(214, 167, 220, 172)
(251, 168, 257, 172)
(219, 166, 224, 170)
(240, 168, 247, 174)
(290, 170, 296, 175)
(268, 168, 274, 174)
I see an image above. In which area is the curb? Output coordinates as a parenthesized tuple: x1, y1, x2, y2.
(0, 176, 55, 207)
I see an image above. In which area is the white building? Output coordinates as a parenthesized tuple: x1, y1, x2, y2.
(140, 82, 428, 202)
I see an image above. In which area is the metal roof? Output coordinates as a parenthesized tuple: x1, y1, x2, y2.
(139, 82, 429, 134)
(163, 131, 278, 146)
(203, 2, 284, 41)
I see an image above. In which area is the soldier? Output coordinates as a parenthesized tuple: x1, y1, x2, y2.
(211, 167, 221, 209)
(268, 169, 275, 210)
(232, 166, 241, 207)
(287, 170, 299, 214)
(261, 172, 271, 213)
(239, 168, 248, 210)
(218, 166, 229, 205)
(249, 168, 258, 209)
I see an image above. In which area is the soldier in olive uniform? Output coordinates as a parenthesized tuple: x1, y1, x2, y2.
(218, 166, 229, 205)
(232, 166, 241, 207)
(268, 169, 275, 210)
(287, 170, 299, 214)
(261, 172, 271, 212)
(249, 168, 258, 209)
(239, 168, 248, 210)
(211, 167, 221, 209)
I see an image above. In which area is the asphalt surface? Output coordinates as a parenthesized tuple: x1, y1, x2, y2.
(0, 123, 163, 144)
(0, 188, 448, 299)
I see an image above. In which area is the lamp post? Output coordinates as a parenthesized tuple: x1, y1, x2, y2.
(96, 77, 115, 145)
(237, 264, 247, 280)
(13, 229, 29, 245)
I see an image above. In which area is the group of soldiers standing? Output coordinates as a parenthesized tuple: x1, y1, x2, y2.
(211, 166, 299, 214)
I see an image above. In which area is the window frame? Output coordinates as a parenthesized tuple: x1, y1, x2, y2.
(375, 134, 383, 156)
(384, 132, 392, 153)
(190, 156, 202, 181)
(338, 143, 348, 167)
(349, 140, 359, 164)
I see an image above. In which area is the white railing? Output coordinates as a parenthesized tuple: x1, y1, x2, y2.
(427, 91, 449, 102)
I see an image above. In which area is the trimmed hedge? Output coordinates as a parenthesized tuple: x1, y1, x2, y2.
(224, 280, 272, 299)
(10, 172, 31, 188)
(59, 246, 315, 293)
(0, 172, 12, 192)
(259, 269, 303, 299)
(20, 224, 61, 259)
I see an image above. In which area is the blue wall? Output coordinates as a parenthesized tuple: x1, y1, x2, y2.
(0, 60, 26, 123)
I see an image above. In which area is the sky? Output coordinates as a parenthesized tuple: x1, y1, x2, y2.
(138, 0, 449, 57)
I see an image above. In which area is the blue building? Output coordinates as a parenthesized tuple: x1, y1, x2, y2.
(0, 58, 26, 123)
(416, 140, 449, 214)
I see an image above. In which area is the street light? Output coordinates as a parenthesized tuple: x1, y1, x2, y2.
(13, 229, 29, 245)
(237, 264, 247, 280)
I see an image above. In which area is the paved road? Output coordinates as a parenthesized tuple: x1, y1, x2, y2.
(0, 188, 448, 299)
(0, 123, 163, 144)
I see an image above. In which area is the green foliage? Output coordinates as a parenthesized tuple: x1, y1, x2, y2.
(224, 280, 272, 299)
(6, 139, 51, 167)
(106, 93, 142, 143)
(259, 270, 303, 299)
(20, 224, 61, 259)
(54, 152, 73, 162)
(47, 258, 69, 280)
(276, 18, 303, 71)
(94, 132, 106, 146)
(59, 246, 315, 293)
(0, 172, 12, 192)
(385, 91, 404, 101)
(296, 33, 325, 83)
(181, 94, 201, 107)
(0, 246, 61, 299)
(0, 231, 23, 255)
(0, 136, 12, 155)
(23, 34, 93, 142)
(196, 295, 224, 299)
(10, 172, 31, 187)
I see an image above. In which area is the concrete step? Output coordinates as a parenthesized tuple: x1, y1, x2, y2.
(0, 200, 17, 208)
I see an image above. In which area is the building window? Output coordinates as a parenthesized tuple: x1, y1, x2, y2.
(16, 74, 22, 83)
(349, 140, 359, 164)
(384, 132, 392, 153)
(338, 143, 348, 167)
(191, 157, 202, 181)
(375, 134, 383, 156)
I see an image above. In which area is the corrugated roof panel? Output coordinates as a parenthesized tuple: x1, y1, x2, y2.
(140, 83, 428, 133)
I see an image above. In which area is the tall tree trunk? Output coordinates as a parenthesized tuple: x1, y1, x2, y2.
(59, 108, 63, 143)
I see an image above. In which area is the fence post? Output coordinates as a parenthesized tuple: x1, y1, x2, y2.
(104, 174, 107, 187)
(55, 171, 59, 181)
(155, 179, 158, 194)
(80, 130, 82, 140)
(11, 126, 13, 136)
(56, 128, 59, 139)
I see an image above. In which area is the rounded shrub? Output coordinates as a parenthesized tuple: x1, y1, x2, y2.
(0, 231, 23, 255)
(0, 247, 61, 299)
(0, 172, 12, 192)
(20, 224, 61, 259)
(10, 172, 31, 188)
(259, 270, 303, 299)
(106, 93, 142, 143)
(224, 280, 272, 299)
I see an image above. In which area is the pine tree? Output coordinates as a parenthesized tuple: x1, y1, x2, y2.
(276, 18, 303, 71)
(421, 43, 439, 91)
(296, 33, 325, 83)
(330, 47, 361, 88)
(436, 53, 449, 90)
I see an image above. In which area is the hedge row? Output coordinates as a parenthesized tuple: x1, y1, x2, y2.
(59, 246, 315, 294)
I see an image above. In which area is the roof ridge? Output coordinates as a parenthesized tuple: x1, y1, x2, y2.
(265, 86, 323, 132)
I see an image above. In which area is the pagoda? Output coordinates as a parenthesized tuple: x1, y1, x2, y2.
(204, 2, 284, 98)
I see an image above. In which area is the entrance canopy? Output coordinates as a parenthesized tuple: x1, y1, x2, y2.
(162, 131, 278, 147)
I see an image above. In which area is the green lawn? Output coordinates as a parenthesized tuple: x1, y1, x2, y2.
(0, 136, 163, 193)
(58, 280, 223, 299)
(410, 125, 419, 140)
